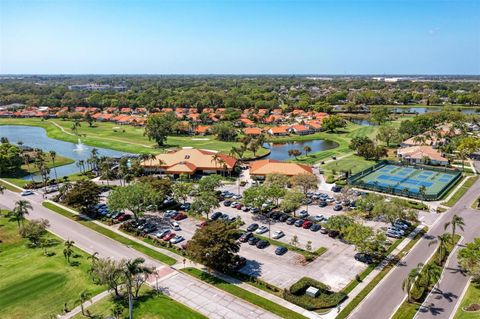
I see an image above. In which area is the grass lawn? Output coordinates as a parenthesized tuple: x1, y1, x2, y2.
(181, 267, 308, 319)
(42, 202, 177, 266)
(0, 215, 104, 319)
(320, 154, 375, 176)
(0, 178, 23, 192)
(454, 282, 480, 319)
(0, 118, 268, 158)
(71, 288, 207, 319)
(442, 176, 479, 207)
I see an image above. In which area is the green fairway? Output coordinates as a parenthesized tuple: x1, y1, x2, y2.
(0, 215, 104, 319)
(320, 154, 375, 175)
(71, 288, 207, 319)
(0, 118, 268, 157)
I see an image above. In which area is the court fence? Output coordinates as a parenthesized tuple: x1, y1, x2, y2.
(347, 160, 462, 201)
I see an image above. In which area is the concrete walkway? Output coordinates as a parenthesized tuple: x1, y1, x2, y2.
(60, 290, 111, 319)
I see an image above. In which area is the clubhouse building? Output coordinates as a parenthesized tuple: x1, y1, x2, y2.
(249, 159, 313, 179)
(140, 147, 237, 176)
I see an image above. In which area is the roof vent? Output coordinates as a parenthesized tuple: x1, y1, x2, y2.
(185, 155, 190, 159)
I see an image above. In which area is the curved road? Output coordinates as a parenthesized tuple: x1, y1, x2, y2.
(0, 189, 279, 319)
(350, 174, 480, 319)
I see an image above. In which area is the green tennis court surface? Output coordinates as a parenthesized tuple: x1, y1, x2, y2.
(352, 164, 459, 197)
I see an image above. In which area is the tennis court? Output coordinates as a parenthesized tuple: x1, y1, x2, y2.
(350, 164, 460, 199)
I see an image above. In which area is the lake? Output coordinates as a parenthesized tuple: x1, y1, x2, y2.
(388, 107, 479, 114)
(0, 125, 131, 180)
(262, 139, 338, 161)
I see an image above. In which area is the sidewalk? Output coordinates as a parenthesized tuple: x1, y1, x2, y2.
(59, 290, 111, 319)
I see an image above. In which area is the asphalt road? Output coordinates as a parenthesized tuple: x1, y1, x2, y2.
(350, 174, 480, 319)
(0, 190, 280, 319)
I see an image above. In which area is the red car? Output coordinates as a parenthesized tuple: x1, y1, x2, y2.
(198, 221, 207, 228)
(173, 213, 187, 221)
(163, 232, 176, 241)
(116, 213, 131, 222)
(235, 203, 244, 210)
(302, 220, 313, 229)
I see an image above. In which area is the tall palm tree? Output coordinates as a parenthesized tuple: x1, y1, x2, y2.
(22, 153, 35, 183)
(422, 263, 442, 289)
(76, 290, 93, 318)
(402, 265, 421, 303)
(63, 240, 75, 263)
(428, 233, 451, 265)
(49, 150, 59, 187)
(444, 214, 465, 244)
(123, 258, 153, 319)
(12, 200, 32, 229)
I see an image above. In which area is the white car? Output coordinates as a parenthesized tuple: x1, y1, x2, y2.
(272, 230, 285, 239)
(170, 235, 184, 244)
(171, 222, 181, 231)
(20, 190, 34, 196)
(255, 226, 269, 234)
(313, 215, 325, 222)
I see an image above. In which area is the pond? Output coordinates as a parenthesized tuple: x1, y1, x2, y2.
(349, 118, 375, 126)
(0, 125, 132, 180)
(262, 139, 338, 161)
(388, 107, 479, 114)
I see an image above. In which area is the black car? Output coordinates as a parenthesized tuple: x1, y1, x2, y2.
(333, 204, 343, 211)
(239, 232, 253, 243)
(211, 212, 223, 220)
(250, 208, 260, 214)
(286, 217, 297, 225)
(275, 246, 288, 255)
(278, 214, 289, 222)
(331, 185, 342, 192)
(256, 240, 270, 249)
(271, 212, 280, 220)
(248, 236, 260, 245)
(223, 200, 232, 207)
(247, 223, 259, 232)
(310, 224, 321, 232)
(318, 201, 328, 207)
(354, 253, 374, 264)
(294, 219, 305, 227)
(328, 230, 340, 238)
(231, 256, 247, 269)
(179, 203, 191, 210)
(143, 224, 157, 233)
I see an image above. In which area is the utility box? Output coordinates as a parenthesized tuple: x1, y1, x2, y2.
(306, 286, 319, 297)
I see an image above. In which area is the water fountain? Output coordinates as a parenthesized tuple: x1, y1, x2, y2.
(73, 137, 87, 152)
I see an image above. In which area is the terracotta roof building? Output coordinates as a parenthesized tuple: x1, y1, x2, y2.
(140, 148, 237, 175)
(397, 145, 449, 166)
(244, 127, 263, 136)
(249, 159, 313, 178)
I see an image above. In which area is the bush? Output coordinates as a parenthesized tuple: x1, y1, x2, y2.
(283, 277, 346, 310)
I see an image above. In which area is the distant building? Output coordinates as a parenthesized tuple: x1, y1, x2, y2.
(249, 159, 313, 179)
(68, 84, 126, 92)
(397, 145, 449, 166)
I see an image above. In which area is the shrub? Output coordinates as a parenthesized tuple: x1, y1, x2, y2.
(283, 277, 346, 310)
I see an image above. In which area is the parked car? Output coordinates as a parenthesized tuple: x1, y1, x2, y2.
(116, 213, 131, 222)
(239, 232, 253, 242)
(211, 211, 223, 220)
(355, 252, 374, 264)
(310, 224, 321, 232)
(247, 223, 259, 232)
(318, 201, 328, 207)
(170, 235, 184, 244)
(333, 204, 343, 211)
(302, 220, 313, 229)
(155, 229, 171, 239)
(320, 228, 329, 234)
(164, 210, 178, 218)
(294, 219, 305, 227)
(275, 246, 288, 255)
(20, 190, 34, 196)
(232, 256, 247, 269)
(298, 210, 309, 218)
(387, 227, 405, 236)
(171, 222, 181, 231)
(163, 232, 176, 241)
(248, 236, 260, 245)
(223, 200, 232, 207)
(386, 230, 402, 238)
(328, 230, 340, 238)
(256, 240, 270, 249)
(286, 217, 297, 225)
(393, 221, 408, 230)
(250, 208, 260, 214)
(313, 215, 325, 222)
(331, 185, 342, 192)
(143, 224, 157, 233)
(242, 206, 250, 212)
(255, 226, 269, 234)
(278, 214, 289, 222)
(272, 230, 285, 239)
(173, 212, 187, 221)
(179, 203, 191, 211)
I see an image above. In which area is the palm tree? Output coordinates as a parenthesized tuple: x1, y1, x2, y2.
(63, 240, 75, 263)
(12, 200, 32, 229)
(402, 266, 421, 303)
(428, 233, 451, 265)
(418, 185, 427, 202)
(422, 263, 442, 289)
(123, 258, 153, 319)
(76, 290, 94, 318)
(303, 145, 312, 156)
(444, 214, 465, 244)
(49, 150, 59, 187)
(22, 153, 35, 183)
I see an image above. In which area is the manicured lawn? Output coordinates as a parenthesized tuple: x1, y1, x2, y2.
(181, 267, 308, 319)
(443, 176, 479, 207)
(0, 118, 268, 158)
(71, 288, 207, 319)
(0, 178, 23, 192)
(42, 202, 177, 266)
(454, 282, 480, 319)
(320, 154, 375, 176)
(0, 215, 104, 319)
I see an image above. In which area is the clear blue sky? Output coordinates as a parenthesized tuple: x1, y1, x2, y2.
(1, 0, 479, 74)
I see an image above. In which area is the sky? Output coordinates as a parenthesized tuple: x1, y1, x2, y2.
(0, 0, 479, 75)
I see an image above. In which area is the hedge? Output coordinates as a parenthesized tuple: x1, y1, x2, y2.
(283, 277, 346, 310)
